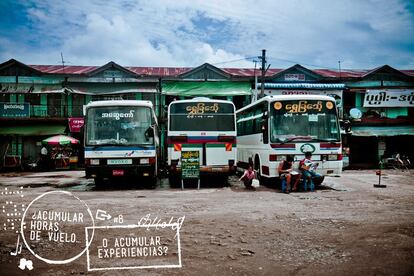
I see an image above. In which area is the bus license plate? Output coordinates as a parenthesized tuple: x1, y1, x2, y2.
(112, 170, 124, 176)
(107, 159, 132, 165)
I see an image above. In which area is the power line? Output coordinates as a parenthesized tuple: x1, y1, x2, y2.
(267, 56, 339, 70)
(211, 56, 257, 66)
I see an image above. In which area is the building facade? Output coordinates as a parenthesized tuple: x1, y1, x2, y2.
(0, 59, 413, 170)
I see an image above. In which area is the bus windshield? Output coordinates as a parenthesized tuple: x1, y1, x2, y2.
(169, 102, 235, 131)
(86, 106, 154, 146)
(270, 100, 340, 143)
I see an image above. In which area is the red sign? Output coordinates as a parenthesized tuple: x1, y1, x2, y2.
(112, 170, 124, 176)
(68, 117, 84, 132)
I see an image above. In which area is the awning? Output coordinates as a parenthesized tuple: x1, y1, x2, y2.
(0, 125, 66, 136)
(263, 83, 345, 89)
(352, 126, 414, 137)
(162, 81, 252, 96)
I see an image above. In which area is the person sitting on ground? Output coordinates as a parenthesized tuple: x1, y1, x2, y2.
(299, 152, 322, 192)
(278, 155, 294, 193)
(239, 165, 256, 189)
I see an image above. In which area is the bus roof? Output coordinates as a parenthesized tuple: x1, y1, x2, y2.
(168, 97, 235, 108)
(236, 95, 336, 113)
(85, 100, 154, 108)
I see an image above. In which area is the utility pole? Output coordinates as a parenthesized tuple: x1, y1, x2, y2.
(338, 60, 342, 80)
(259, 49, 266, 98)
(61, 52, 66, 74)
(258, 49, 270, 98)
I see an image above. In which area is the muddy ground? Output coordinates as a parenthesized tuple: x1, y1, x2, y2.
(0, 170, 413, 275)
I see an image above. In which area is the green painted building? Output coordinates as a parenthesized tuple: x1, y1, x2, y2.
(0, 59, 413, 170)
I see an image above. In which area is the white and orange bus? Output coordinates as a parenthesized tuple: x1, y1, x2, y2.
(236, 95, 342, 183)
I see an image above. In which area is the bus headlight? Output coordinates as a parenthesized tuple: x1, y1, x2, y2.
(276, 155, 286, 161)
(140, 158, 150, 164)
(328, 154, 338, 161)
(90, 159, 100, 165)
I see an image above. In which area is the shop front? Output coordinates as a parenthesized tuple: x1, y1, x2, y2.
(0, 124, 66, 170)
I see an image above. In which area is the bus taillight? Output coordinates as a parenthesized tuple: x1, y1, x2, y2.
(269, 154, 277, 162)
(324, 154, 343, 161)
(170, 136, 188, 143)
(218, 135, 235, 143)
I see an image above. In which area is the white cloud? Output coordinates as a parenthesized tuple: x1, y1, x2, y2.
(1, 0, 413, 69)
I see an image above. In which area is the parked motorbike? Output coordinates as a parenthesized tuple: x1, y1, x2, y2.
(381, 153, 412, 170)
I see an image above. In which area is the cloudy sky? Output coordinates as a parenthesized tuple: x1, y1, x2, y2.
(1, 0, 414, 69)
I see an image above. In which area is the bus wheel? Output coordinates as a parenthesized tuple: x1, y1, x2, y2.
(146, 177, 157, 189)
(94, 177, 104, 187)
(254, 156, 262, 183)
(313, 175, 325, 186)
(168, 175, 180, 188)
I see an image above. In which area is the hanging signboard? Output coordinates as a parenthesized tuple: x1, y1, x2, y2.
(68, 117, 85, 132)
(363, 90, 414, 107)
(181, 151, 200, 179)
(0, 102, 30, 118)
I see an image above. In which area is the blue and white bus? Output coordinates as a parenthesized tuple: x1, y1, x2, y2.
(84, 100, 159, 186)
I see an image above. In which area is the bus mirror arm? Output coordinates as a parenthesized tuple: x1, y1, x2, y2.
(145, 125, 155, 140)
(340, 120, 352, 133)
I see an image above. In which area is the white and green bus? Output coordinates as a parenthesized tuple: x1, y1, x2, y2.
(167, 98, 237, 185)
(236, 95, 342, 183)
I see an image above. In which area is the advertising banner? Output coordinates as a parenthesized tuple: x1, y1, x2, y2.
(363, 89, 414, 107)
(0, 102, 30, 118)
(68, 117, 85, 132)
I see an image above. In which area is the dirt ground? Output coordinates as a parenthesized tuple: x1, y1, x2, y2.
(0, 170, 413, 275)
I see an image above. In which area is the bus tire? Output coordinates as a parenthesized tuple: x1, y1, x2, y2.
(313, 175, 325, 186)
(254, 155, 263, 184)
(94, 177, 104, 187)
(168, 175, 181, 188)
(146, 177, 157, 189)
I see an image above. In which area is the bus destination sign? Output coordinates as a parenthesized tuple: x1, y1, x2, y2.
(186, 103, 219, 115)
(273, 100, 334, 113)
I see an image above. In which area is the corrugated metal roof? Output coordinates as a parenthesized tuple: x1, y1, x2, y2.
(313, 69, 369, 78)
(24, 64, 413, 78)
(221, 68, 281, 76)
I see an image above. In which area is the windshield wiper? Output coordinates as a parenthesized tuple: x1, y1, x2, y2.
(280, 136, 312, 145)
(315, 138, 339, 144)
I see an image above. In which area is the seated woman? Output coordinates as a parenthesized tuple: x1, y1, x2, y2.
(278, 155, 294, 193)
(239, 165, 256, 189)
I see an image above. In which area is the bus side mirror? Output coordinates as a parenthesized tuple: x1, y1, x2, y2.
(340, 120, 352, 133)
(262, 121, 269, 144)
(145, 126, 155, 141)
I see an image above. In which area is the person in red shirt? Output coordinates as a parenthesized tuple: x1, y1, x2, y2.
(239, 165, 256, 189)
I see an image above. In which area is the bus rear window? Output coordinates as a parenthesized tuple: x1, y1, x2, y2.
(169, 102, 235, 131)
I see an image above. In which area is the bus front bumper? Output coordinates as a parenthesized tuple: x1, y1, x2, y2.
(85, 165, 156, 179)
(168, 165, 236, 176)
